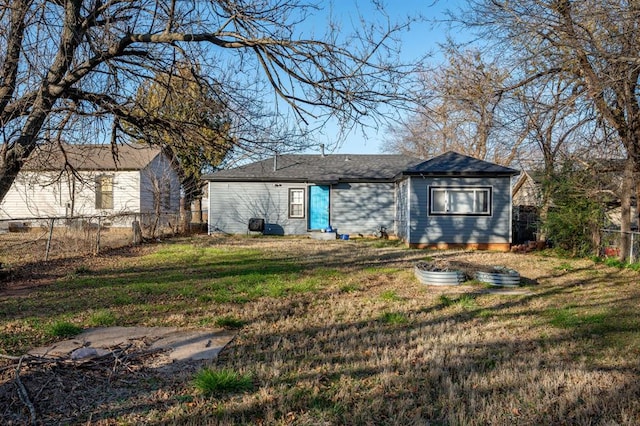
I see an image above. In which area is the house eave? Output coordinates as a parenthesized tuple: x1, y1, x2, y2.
(203, 177, 398, 184)
(24, 167, 146, 172)
(401, 171, 520, 178)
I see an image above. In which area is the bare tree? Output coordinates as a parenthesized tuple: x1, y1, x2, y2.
(513, 74, 600, 241)
(385, 46, 519, 165)
(464, 0, 640, 258)
(0, 0, 416, 203)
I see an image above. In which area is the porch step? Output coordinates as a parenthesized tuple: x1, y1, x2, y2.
(309, 232, 337, 241)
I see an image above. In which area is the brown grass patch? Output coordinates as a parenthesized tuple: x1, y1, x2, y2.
(1, 236, 639, 425)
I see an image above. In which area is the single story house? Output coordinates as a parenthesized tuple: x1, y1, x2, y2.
(0, 143, 181, 227)
(204, 151, 520, 251)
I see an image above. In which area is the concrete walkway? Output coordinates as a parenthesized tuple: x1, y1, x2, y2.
(29, 326, 235, 363)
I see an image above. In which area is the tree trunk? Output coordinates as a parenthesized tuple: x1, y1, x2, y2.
(194, 198, 203, 223)
(0, 99, 51, 201)
(179, 197, 191, 234)
(619, 157, 634, 262)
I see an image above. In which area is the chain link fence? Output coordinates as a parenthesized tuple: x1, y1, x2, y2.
(0, 212, 202, 268)
(599, 229, 640, 263)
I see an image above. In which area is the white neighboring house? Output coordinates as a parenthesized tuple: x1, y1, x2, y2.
(0, 143, 181, 227)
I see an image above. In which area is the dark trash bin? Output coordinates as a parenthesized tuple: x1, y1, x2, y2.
(248, 218, 265, 233)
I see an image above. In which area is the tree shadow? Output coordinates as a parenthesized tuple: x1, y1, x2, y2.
(2, 235, 640, 424)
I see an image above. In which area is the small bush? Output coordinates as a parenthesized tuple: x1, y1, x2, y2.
(379, 312, 408, 325)
(193, 368, 253, 397)
(627, 262, 640, 271)
(456, 294, 477, 309)
(438, 294, 454, 307)
(88, 310, 116, 327)
(48, 321, 83, 338)
(214, 315, 245, 329)
(541, 165, 605, 257)
(604, 257, 625, 268)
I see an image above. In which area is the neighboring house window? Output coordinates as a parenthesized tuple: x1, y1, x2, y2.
(289, 188, 305, 218)
(95, 175, 114, 209)
(429, 186, 491, 216)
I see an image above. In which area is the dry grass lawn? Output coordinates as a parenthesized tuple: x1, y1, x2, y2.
(1, 235, 639, 425)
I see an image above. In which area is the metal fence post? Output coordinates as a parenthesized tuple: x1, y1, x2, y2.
(45, 218, 55, 261)
(96, 216, 101, 255)
(630, 232, 635, 264)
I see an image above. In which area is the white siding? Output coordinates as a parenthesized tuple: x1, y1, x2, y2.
(0, 171, 70, 220)
(513, 174, 542, 207)
(0, 170, 142, 222)
(0, 154, 180, 227)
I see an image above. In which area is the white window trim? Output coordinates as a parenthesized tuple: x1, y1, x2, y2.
(289, 188, 306, 218)
(429, 186, 492, 216)
(95, 175, 114, 210)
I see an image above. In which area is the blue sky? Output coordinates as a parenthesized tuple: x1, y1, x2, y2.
(301, 0, 467, 155)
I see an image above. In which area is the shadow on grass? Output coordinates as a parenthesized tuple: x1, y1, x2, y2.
(2, 235, 640, 424)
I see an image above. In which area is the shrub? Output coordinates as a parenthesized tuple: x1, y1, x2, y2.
(193, 368, 253, 397)
(438, 294, 454, 307)
(48, 321, 83, 338)
(214, 315, 245, 329)
(541, 165, 606, 258)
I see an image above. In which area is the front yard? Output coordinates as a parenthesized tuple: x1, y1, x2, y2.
(1, 235, 639, 424)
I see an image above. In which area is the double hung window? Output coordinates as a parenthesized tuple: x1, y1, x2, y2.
(95, 175, 114, 210)
(289, 188, 305, 218)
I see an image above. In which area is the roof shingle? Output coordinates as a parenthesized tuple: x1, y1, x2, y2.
(204, 154, 424, 182)
(205, 151, 520, 182)
(405, 151, 519, 176)
(24, 143, 162, 171)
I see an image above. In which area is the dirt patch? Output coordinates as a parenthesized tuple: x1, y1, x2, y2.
(1, 344, 203, 425)
(1, 235, 638, 425)
(0, 244, 155, 298)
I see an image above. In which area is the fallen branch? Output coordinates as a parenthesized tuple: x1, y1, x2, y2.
(15, 355, 37, 424)
(0, 353, 21, 360)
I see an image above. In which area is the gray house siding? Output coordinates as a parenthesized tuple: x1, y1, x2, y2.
(209, 181, 396, 236)
(209, 181, 307, 235)
(395, 179, 409, 240)
(330, 182, 395, 236)
(408, 176, 512, 245)
(205, 152, 518, 250)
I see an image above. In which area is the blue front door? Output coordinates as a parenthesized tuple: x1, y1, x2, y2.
(309, 185, 330, 230)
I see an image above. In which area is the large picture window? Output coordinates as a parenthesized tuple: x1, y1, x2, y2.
(429, 186, 491, 216)
(289, 188, 305, 218)
(95, 175, 114, 210)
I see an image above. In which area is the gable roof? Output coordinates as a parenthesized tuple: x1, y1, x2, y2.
(512, 170, 542, 196)
(204, 154, 424, 183)
(24, 143, 163, 171)
(404, 151, 519, 177)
